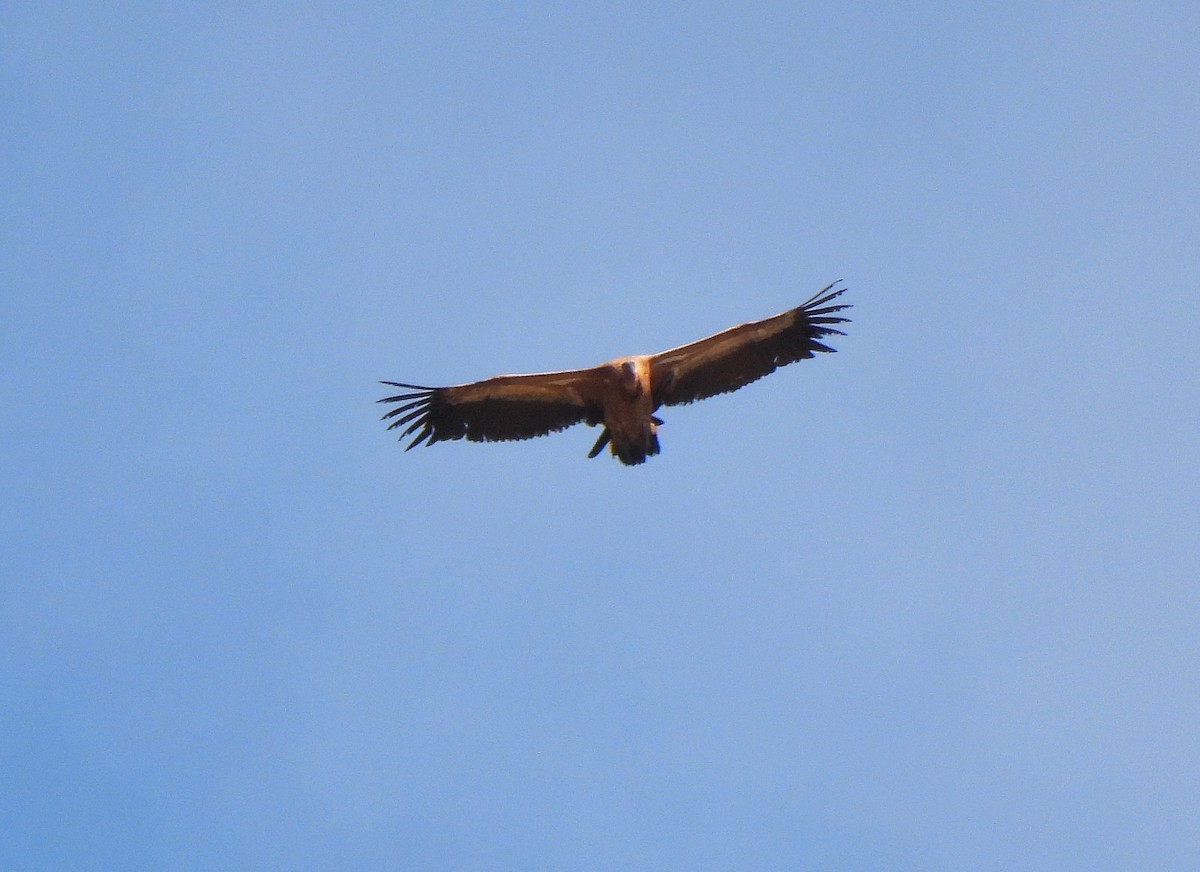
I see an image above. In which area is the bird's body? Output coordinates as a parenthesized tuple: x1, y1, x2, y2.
(380, 282, 850, 465)
(587, 356, 659, 465)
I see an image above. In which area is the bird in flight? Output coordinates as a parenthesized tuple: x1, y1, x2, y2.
(379, 281, 850, 465)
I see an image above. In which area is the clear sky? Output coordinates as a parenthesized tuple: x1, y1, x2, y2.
(4, 3, 1198, 869)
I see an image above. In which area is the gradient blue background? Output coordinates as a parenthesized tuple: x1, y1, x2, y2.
(4, 3, 1198, 869)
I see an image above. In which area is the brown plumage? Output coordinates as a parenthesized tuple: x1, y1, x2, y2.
(379, 281, 850, 465)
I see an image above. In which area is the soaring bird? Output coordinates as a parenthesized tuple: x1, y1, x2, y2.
(379, 281, 850, 465)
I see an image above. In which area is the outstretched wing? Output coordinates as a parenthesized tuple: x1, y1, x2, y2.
(379, 368, 607, 450)
(650, 281, 850, 407)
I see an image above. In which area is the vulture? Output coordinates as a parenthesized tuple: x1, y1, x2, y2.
(379, 281, 850, 465)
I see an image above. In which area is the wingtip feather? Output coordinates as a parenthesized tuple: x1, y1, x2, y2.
(801, 280, 851, 314)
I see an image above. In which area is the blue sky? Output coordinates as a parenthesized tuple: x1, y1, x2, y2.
(3, 2, 1198, 869)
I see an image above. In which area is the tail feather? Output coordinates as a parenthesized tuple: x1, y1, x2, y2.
(589, 420, 661, 465)
(608, 426, 661, 466)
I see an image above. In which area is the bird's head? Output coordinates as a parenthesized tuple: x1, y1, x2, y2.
(617, 359, 644, 396)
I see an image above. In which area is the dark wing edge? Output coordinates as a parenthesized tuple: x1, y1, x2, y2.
(651, 280, 851, 408)
(378, 375, 601, 450)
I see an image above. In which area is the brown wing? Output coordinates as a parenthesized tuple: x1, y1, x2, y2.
(379, 368, 607, 450)
(650, 281, 850, 407)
